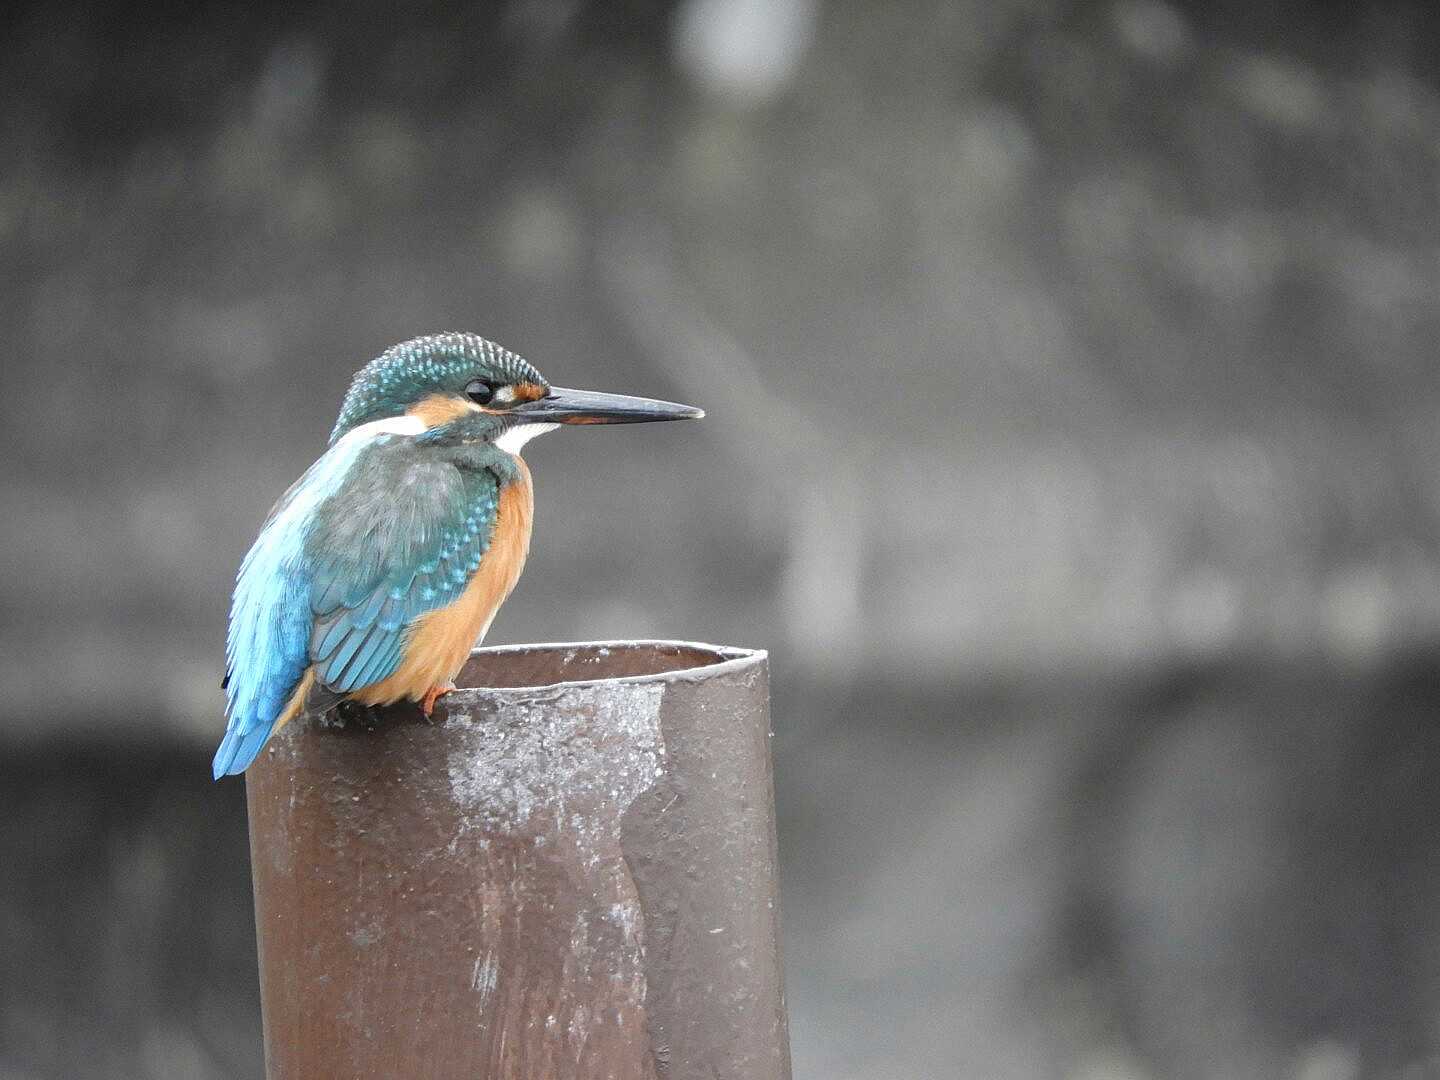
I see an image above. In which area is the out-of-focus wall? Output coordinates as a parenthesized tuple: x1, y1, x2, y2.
(8, 0, 1440, 732)
(5, 2, 1440, 1078)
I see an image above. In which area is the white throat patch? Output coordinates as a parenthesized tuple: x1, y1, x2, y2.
(494, 423, 560, 456)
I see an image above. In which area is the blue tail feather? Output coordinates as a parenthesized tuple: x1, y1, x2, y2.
(216, 419, 383, 780)
(212, 721, 276, 779)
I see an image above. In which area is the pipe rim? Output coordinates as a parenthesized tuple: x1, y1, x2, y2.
(455, 639, 767, 694)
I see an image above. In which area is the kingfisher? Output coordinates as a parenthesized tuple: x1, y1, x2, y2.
(213, 332, 702, 778)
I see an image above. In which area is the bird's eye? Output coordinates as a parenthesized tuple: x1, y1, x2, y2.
(465, 380, 497, 405)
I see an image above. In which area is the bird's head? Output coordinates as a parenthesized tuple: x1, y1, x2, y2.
(329, 332, 702, 451)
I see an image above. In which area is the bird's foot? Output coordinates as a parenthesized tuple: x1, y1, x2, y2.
(419, 681, 456, 720)
(331, 699, 383, 731)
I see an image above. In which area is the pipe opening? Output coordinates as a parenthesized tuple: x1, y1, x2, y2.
(456, 640, 748, 690)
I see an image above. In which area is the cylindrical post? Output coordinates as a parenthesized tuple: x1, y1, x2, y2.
(245, 641, 789, 1080)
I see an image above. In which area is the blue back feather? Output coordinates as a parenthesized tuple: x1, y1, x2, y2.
(213, 421, 502, 778)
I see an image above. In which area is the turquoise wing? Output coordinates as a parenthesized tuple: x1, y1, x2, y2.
(215, 433, 500, 779)
(305, 455, 500, 694)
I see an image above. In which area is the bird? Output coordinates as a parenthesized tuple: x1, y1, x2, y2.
(213, 332, 703, 778)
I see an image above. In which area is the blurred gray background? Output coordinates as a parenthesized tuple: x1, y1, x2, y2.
(4, 0, 1440, 1077)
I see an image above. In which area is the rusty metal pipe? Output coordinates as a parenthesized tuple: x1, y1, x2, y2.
(245, 640, 790, 1080)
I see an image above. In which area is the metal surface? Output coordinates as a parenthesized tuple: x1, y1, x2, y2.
(245, 641, 789, 1080)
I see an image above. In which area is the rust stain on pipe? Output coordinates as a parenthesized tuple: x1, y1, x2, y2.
(245, 641, 790, 1080)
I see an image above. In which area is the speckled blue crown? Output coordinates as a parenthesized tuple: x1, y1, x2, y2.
(329, 332, 547, 444)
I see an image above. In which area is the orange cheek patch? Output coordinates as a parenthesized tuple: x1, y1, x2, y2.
(407, 394, 475, 428)
(514, 382, 547, 402)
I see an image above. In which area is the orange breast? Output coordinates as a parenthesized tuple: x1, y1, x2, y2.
(352, 458, 534, 706)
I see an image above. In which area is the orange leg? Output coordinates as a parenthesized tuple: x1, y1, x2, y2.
(419, 681, 456, 718)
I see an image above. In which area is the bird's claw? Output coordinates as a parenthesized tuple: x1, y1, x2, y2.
(419, 682, 456, 720)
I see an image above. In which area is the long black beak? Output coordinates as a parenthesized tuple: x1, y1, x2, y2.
(512, 386, 704, 425)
